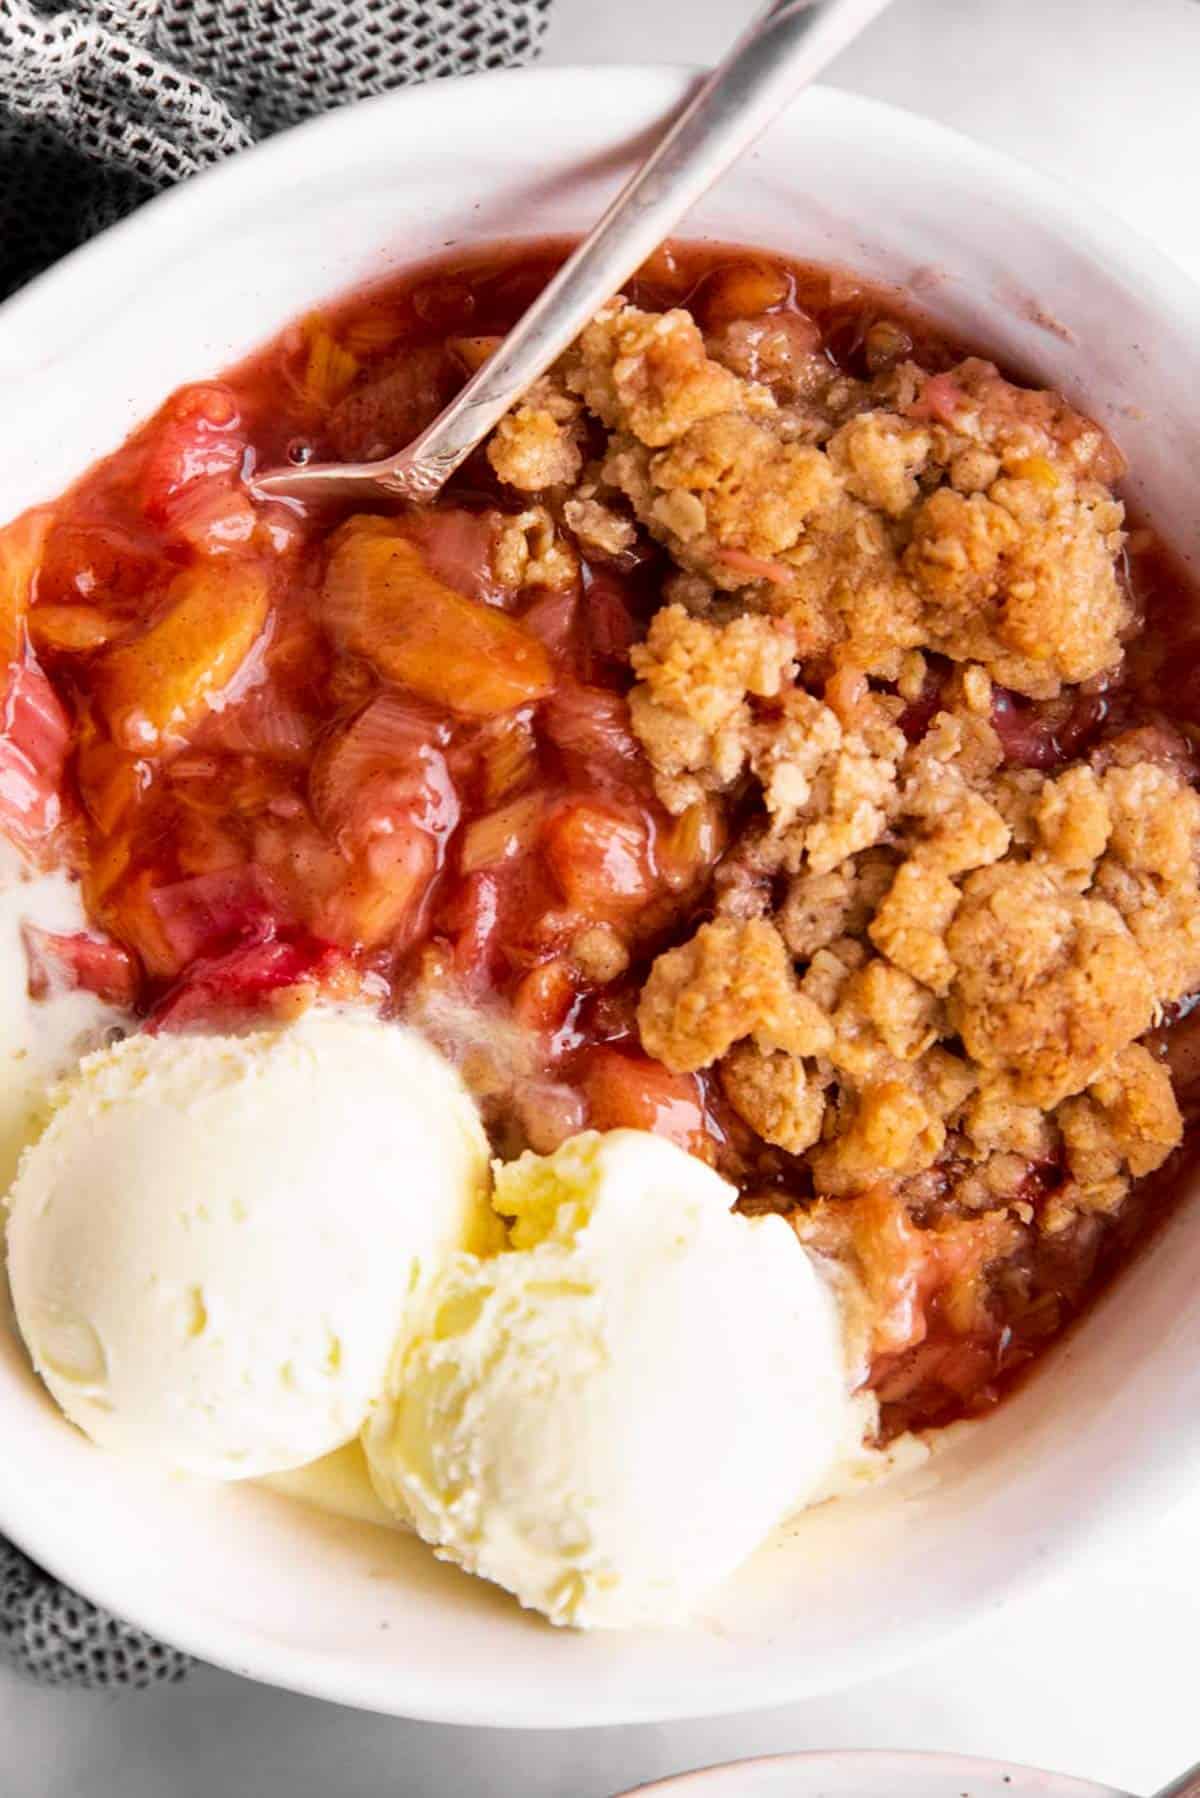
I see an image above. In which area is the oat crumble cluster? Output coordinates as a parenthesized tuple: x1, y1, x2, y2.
(487, 293, 1198, 1371)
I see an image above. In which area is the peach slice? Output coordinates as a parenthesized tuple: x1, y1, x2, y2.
(96, 561, 271, 753)
(0, 508, 50, 667)
(30, 604, 124, 654)
(323, 520, 553, 716)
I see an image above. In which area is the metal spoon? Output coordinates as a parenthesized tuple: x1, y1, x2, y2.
(252, 0, 894, 506)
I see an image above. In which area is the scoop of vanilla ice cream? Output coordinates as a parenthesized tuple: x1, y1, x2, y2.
(6, 1010, 493, 1478)
(363, 1128, 858, 1629)
(0, 842, 123, 1192)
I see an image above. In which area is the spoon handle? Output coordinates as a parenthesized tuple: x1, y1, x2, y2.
(257, 0, 893, 503)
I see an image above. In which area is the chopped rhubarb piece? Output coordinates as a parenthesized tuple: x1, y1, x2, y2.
(96, 561, 272, 753)
(447, 870, 503, 987)
(326, 346, 451, 460)
(543, 801, 655, 911)
(22, 924, 139, 1008)
(297, 319, 359, 413)
(310, 692, 458, 850)
(579, 1045, 710, 1157)
(991, 688, 1062, 770)
(325, 820, 438, 951)
(138, 385, 246, 523)
(101, 866, 180, 977)
(164, 478, 257, 552)
(715, 547, 793, 586)
(338, 306, 408, 356)
(0, 660, 70, 851)
(478, 709, 539, 804)
(252, 813, 345, 914)
(404, 509, 504, 605)
(150, 865, 290, 964)
(199, 681, 313, 760)
(909, 371, 966, 425)
(459, 792, 545, 874)
(146, 929, 341, 1033)
(542, 682, 640, 770)
(307, 693, 456, 948)
(657, 798, 726, 891)
(323, 520, 553, 716)
(520, 587, 578, 658)
(582, 568, 639, 661)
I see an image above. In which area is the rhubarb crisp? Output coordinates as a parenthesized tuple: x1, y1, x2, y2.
(5, 241, 1200, 1439)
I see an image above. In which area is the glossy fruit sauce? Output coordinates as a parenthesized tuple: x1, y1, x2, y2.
(6, 239, 1200, 1437)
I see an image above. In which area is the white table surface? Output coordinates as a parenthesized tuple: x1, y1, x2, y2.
(6, 2, 1200, 1793)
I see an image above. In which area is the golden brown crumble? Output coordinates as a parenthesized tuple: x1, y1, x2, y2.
(481, 276, 1194, 1386)
(491, 505, 579, 591)
(638, 916, 834, 1073)
(566, 299, 1130, 699)
(486, 375, 584, 491)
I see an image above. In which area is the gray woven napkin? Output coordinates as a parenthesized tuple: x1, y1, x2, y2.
(0, 0, 550, 1686)
(0, 0, 551, 295)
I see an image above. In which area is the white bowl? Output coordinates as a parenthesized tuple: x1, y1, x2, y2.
(2, 67, 1200, 1728)
(622, 1751, 1127, 1798)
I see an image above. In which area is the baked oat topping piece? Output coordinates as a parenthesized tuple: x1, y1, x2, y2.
(1045, 1044, 1182, 1233)
(1103, 761, 1200, 885)
(1034, 764, 1112, 882)
(627, 414, 840, 570)
(897, 707, 1010, 876)
(806, 1037, 974, 1197)
(637, 916, 832, 1073)
(946, 861, 1156, 1109)
(628, 603, 795, 813)
(829, 958, 942, 1073)
(810, 1080, 947, 1192)
(1059, 1044, 1182, 1183)
(748, 690, 904, 875)
(943, 358, 1127, 487)
(560, 493, 638, 560)
(826, 411, 933, 517)
(1093, 757, 1200, 1003)
(902, 476, 1129, 699)
(570, 300, 772, 446)
(491, 505, 580, 591)
(961, 1083, 1058, 1165)
(486, 375, 584, 492)
(779, 850, 897, 960)
(868, 860, 961, 995)
(720, 1041, 827, 1155)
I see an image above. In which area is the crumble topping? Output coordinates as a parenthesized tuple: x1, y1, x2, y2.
(567, 299, 1130, 697)
(480, 283, 1193, 1400)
